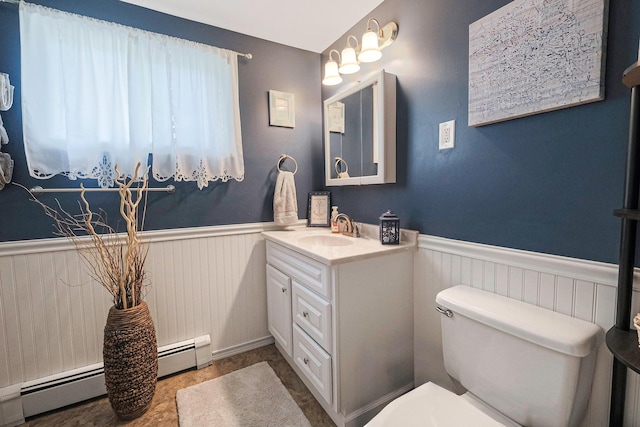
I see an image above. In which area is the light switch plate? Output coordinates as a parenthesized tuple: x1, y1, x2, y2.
(439, 120, 455, 150)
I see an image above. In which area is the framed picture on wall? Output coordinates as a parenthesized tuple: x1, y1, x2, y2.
(269, 90, 295, 128)
(468, 0, 607, 126)
(327, 101, 345, 133)
(307, 191, 331, 227)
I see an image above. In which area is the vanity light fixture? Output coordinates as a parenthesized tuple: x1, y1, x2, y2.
(339, 35, 360, 75)
(322, 49, 343, 86)
(322, 18, 398, 86)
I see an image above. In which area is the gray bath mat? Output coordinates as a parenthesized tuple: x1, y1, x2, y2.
(176, 361, 311, 426)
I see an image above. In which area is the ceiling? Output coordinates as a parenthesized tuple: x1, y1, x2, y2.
(120, 0, 385, 53)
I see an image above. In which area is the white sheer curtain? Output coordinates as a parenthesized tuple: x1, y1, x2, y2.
(20, 2, 244, 189)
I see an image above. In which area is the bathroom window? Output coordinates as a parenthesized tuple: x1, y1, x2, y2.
(20, 2, 244, 189)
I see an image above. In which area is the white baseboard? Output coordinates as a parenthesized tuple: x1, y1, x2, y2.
(345, 382, 413, 427)
(0, 335, 213, 427)
(212, 336, 275, 361)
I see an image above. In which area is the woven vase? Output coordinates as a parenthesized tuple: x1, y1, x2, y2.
(103, 301, 158, 420)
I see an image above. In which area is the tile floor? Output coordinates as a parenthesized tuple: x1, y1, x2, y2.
(21, 344, 336, 427)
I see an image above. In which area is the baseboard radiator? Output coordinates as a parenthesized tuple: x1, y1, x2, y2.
(0, 335, 212, 427)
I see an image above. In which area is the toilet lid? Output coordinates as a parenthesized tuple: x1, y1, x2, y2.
(365, 382, 512, 427)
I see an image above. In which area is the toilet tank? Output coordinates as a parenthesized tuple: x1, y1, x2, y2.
(436, 286, 603, 427)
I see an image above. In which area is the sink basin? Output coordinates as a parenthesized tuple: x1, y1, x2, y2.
(297, 234, 354, 247)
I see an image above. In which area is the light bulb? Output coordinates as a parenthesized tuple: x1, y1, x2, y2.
(322, 59, 342, 85)
(339, 46, 360, 74)
(358, 30, 382, 63)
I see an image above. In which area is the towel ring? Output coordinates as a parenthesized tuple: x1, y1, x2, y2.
(334, 157, 349, 178)
(277, 154, 298, 175)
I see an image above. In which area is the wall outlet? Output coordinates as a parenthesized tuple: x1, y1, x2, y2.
(439, 120, 455, 150)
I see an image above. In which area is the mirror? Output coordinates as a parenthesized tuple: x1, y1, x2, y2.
(324, 70, 396, 186)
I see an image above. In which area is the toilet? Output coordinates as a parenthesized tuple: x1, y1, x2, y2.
(366, 285, 603, 427)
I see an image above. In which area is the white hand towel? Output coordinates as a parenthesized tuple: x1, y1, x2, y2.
(0, 113, 8, 145)
(0, 152, 13, 190)
(274, 170, 298, 226)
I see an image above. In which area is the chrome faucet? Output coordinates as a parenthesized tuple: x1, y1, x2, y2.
(335, 213, 360, 237)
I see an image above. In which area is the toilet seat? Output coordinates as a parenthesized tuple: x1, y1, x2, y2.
(365, 382, 519, 427)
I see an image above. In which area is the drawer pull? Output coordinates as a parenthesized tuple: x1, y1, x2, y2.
(303, 311, 309, 318)
(303, 357, 309, 365)
(282, 287, 287, 293)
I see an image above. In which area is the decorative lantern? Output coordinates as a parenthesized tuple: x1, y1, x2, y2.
(379, 210, 400, 245)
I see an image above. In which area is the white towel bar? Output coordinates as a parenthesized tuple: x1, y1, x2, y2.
(29, 185, 175, 197)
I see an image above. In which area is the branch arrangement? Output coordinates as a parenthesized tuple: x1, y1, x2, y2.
(33, 163, 149, 309)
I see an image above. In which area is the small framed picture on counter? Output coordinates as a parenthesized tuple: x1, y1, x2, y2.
(307, 191, 331, 227)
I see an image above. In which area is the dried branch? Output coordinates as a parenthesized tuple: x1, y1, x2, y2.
(27, 164, 150, 309)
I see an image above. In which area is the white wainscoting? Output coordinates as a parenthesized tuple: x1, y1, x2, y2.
(0, 222, 286, 390)
(416, 235, 640, 427)
(5, 226, 640, 425)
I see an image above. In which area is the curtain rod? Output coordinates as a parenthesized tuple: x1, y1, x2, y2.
(29, 185, 176, 197)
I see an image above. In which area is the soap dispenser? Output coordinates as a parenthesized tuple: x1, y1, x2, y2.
(331, 206, 340, 233)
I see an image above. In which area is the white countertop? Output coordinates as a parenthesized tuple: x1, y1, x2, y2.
(262, 224, 418, 265)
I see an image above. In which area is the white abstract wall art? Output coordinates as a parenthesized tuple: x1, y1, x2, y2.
(468, 0, 608, 127)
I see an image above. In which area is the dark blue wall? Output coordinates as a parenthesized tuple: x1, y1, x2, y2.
(0, 0, 322, 241)
(2, 0, 638, 265)
(323, 0, 640, 264)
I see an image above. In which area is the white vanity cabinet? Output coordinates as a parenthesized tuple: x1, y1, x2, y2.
(265, 235, 415, 427)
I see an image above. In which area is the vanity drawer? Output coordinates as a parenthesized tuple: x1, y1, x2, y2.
(293, 324, 332, 404)
(267, 241, 331, 299)
(292, 281, 332, 351)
